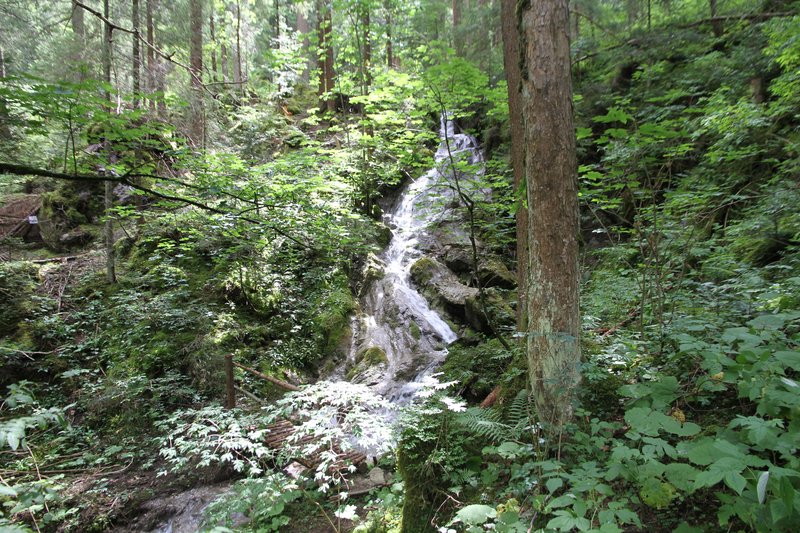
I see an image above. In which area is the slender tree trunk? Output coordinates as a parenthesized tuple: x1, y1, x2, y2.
(132, 0, 141, 108)
(296, 8, 311, 82)
(518, 0, 580, 432)
(362, 5, 371, 90)
(274, 0, 281, 44)
(102, 0, 116, 284)
(0, 47, 12, 140)
(453, 0, 464, 56)
(189, 0, 204, 145)
(234, 1, 243, 94)
(501, 0, 527, 333)
(146, 0, 155, 112)
(317, 0, 335, 112)
(710, 0, 723, 37)
(71, 0, 86, 81)
(386, 9, 394, 69)
(210, 11, 219, 82)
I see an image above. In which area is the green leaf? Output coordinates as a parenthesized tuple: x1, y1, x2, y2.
(454, 504, 497, 525)
(546, 477, 564, 494)
(724, 471, 747, 495)
(775, 351, 800, 371)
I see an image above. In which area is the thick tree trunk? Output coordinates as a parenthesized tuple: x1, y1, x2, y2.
(132, 0, 141, 108)
(102, 0, 116, 284)
(501, 0, 527, 333)
(189, 0, 204, 145)
(519, 0, 580, 432)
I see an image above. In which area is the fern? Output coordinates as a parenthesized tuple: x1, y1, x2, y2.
(455, 390, 534, 443)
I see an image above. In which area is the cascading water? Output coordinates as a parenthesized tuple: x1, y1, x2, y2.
(346, 115, 484, 401)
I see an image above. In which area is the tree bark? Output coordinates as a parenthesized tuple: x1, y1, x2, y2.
(233, 1, 243, 93)
(518, 0, 580, 432)
(501, 0, 527, 334)
(132, 0, 141, 108)
(102, 0, 116, 284)
(361, 4, 371, 90)
(189, 0, 204, 145)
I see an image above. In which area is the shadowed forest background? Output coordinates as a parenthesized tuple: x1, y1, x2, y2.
(1, 0, 799, 532)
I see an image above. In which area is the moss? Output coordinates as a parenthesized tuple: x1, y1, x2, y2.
(409, 257, 437, 286)
(396, 434, 439, 533)
(409, 322, 421, 341)
(314, 278, 356, 357)
(0, 261, 39, 336)
(358, 346, 388, 366)
(441, 337, 515, 402)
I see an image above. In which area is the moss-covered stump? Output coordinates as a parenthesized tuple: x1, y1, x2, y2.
(397, 429, 442, 533)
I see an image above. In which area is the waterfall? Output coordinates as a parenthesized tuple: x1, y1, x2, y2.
(346, 114, 484, 401)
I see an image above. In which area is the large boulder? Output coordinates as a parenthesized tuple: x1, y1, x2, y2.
(410, 256, 478, 321)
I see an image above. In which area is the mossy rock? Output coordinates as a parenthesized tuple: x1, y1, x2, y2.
(346, 345, 389, 383)
(409, 256, 437, 286)
(464, 288, 515, 334)
(356, 346, 388, 366)
(39, 184, 103, 251)
(312, 276, 356, 358)
(409, 322, 421, 341)
(478, 257, 516, 290)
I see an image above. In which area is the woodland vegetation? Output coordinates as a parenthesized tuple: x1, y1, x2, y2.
(0, 0, 799, 532)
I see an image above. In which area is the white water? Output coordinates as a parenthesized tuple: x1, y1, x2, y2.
(348, 115, 484, 400)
